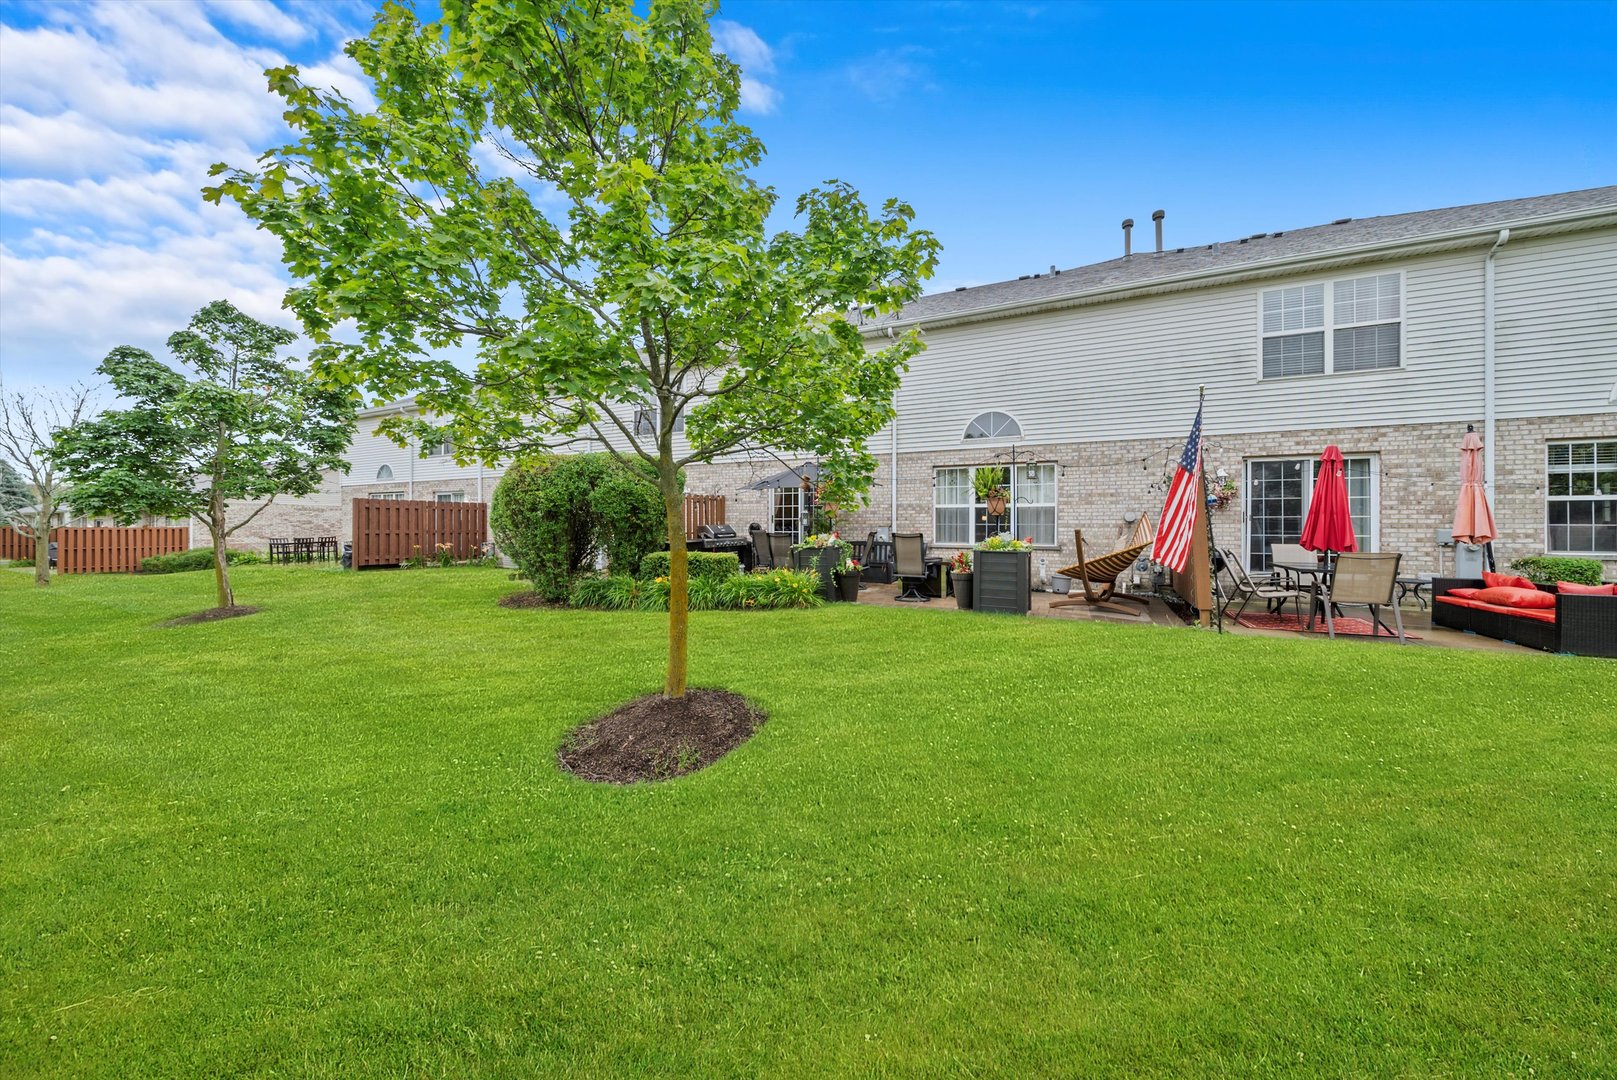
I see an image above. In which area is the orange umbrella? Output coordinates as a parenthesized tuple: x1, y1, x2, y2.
(1452, 430, 1496, 544)
(1300, 445, 1358, 553)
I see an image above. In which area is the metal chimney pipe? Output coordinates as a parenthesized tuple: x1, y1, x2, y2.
(1152, 209, 1165, 253)
(1122, 218, 1134, 257)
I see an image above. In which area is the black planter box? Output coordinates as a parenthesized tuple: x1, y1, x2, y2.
(973, 549, 1030, 614)
(793, 546, 842, 601)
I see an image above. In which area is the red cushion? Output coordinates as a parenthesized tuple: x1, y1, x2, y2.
(1444, 587, 1481, 599)
(1474, 586, 1558, 609)
(1435, 595, 1557, 623)
(1556, 580, 1616, 595)
(1482, 571, 1537, 590)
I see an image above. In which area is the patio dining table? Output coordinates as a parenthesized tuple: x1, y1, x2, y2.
(1272, 557, 1336, 631)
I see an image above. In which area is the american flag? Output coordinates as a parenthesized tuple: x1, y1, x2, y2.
(1150, 402, 1203, 573)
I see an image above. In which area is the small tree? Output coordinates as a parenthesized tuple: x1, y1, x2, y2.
(0, 385, 96, 587)
(207, 0, 938, 696)
(54, 301, 356, 611)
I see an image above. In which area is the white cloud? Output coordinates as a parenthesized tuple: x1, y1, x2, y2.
(846, 46, 935, 104)
(711, 19, 779, 114)
(0, 0, 370, 391)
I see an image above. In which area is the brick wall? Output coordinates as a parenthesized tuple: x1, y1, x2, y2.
(194, 470, 343, 551)
(682, 412, 1617, 583)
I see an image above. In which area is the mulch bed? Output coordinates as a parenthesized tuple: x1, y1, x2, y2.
(497, 591, 565, 609)
(158, 606, 261, 627)
(558, 689, 766, 784)
(1236, 611, 1419, 639)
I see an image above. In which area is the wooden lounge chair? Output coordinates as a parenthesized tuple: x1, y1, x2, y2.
(1051, 514, 1155, 616)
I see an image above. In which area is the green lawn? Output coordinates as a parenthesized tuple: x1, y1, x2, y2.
(2, 565, 1613, 1078)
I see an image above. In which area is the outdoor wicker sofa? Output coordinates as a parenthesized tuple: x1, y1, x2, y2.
(1432, 577, 1617, 658)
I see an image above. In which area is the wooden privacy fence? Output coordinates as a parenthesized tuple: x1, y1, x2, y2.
(1, 527, 35, 561)
(2, 526, 190, 572)
(351, 498, 488, 569)
(683, 494, 726, 538)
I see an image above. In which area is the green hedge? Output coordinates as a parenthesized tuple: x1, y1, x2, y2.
(569, 568, 823, 611)
(140, 547, 266, 574)
(637, 550, 740, 582)
(1508, 556, 1606, 586)
(490, 453, 673, 602)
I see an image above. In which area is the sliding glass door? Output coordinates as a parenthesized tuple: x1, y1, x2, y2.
(1244, 456, 1376, 571)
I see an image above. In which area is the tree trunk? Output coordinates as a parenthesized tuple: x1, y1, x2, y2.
(209, 505, 234, 609)
(32, 507, 50, 587)
(658, 460, 688, 699)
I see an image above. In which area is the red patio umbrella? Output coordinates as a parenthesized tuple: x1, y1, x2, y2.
(1300, 445, 1358, 554)
(1451, 430, 1496, 545)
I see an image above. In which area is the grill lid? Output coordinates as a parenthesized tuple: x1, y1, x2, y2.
(699, 523, 736, 539)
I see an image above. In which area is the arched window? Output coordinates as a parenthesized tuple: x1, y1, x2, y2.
(376, 464, 394, 481)
(963, 411, 1022, 440)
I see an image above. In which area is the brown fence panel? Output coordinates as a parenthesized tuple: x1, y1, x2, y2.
(351, 498, 489, 569)
(54, 526, 190, 574)
(1, 527, 44, 561)
(682, 494, 726, 538)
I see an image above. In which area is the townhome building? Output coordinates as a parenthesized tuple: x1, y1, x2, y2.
(335, 185, 1617, 580)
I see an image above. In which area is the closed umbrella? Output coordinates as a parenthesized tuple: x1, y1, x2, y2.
(1451, 430, 1496, 545)
(1300, 445, 1358, 554)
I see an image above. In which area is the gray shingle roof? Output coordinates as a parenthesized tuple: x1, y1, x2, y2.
(878, 185, 1617, 326)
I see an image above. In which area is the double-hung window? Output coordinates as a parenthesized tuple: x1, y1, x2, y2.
(633, 406, 685, 438)
(933, 464, 1057, 546)
(434, 491, 466, 503)
(1546, 440, 1617, 554)
(1260, 272, 1401, 379)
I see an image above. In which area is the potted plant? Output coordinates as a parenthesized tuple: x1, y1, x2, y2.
(949, 550, 974, 610)
(974, 467, 1010, 518)
(836, 556, 862, 602)
(973, 534, 1033, 615)
(793, 531, 850, 601)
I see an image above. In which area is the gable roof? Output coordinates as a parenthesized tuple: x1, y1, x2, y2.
(870, 185, 1617, 330)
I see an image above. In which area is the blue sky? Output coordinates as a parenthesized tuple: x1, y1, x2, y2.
(2, 0, 1613, 393)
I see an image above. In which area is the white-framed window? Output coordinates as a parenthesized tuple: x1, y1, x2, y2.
(376, 464, 394, 481)
(434, 491, 466, 503)
(420, 432, 452, 457)
(1244, 455, 1379, 571)
(963, 411, 1022, 440)
(1546, 439, 1617, 554)
(633, 406, 684, 438)
(1260, 272, 1401, 379)
(371, 491, 406, 501)
(770, 486, 802, 542)
(933, 463, 1058, 546)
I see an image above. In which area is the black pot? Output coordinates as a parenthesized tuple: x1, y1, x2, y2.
(837, 573, 860, 602)
(953, 571, 974, 610)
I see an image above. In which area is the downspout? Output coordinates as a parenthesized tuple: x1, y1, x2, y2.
(1483, 228, 1510, 496)
(890, 417, 899, 534)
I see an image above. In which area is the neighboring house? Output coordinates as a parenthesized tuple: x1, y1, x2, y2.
(342, 186, 1617, 579)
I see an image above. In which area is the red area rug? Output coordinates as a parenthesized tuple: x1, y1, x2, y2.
(1235, 611, 1419, 640)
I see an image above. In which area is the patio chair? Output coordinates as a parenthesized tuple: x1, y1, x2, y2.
(748, 524, 772, 569)
(1050, 514, 1154, 616)
(1323, 552, 1406, 643)
(861, 531, 895, 584)
(1221, 550, 1304, 622)
(893, 532, 930, 602)
(767, 531, 794, 570)
(1268, 542, 1315, 587)
(268, 538, 292, 565)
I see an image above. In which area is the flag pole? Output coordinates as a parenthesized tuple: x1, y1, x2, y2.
(1186, 387, 1215, 629)
(1197, 387, 1222, 633)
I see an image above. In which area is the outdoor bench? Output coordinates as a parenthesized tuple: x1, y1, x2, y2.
(1432, 577, 1617, 658)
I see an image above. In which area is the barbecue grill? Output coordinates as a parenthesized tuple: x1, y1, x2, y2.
(696, 523, 756, 571)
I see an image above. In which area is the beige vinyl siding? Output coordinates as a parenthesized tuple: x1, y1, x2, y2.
(1494, 227, 1617, 418)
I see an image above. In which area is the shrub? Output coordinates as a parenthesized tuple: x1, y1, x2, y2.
(140, 547, 266, 574)
(567, 568, 823, 611)
(491, 453, 676, 601)
(638, 550, 740, 582)
(1509, 556, 1605, 586)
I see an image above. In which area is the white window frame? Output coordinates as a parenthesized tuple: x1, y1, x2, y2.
(371, 491, 407, 501)
(1257, 272, 1404, 380)
(1242, 454, 1380, 569)
(1545, 438, 1617, 555)
(376, 464, 394, 481)
(434, 491, 466, 503)
(770, 486, 803, 542)
(962, 411, 1024, 441)
(933, 463, 1058, 548)
(633, 406, 685, 438)
(420, 433, 452, 458)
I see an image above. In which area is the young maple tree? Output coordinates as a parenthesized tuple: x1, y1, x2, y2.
(0, 385, 96, 587)
(54, 301, 356, 611)
(207, 0, 938, 697)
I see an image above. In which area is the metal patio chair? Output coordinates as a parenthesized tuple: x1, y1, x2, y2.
(1324, 552, 1406, 643)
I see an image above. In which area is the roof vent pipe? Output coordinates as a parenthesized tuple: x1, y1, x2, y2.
(1122, 218, 1134, 257)
(1152, 209, 1165, 254)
